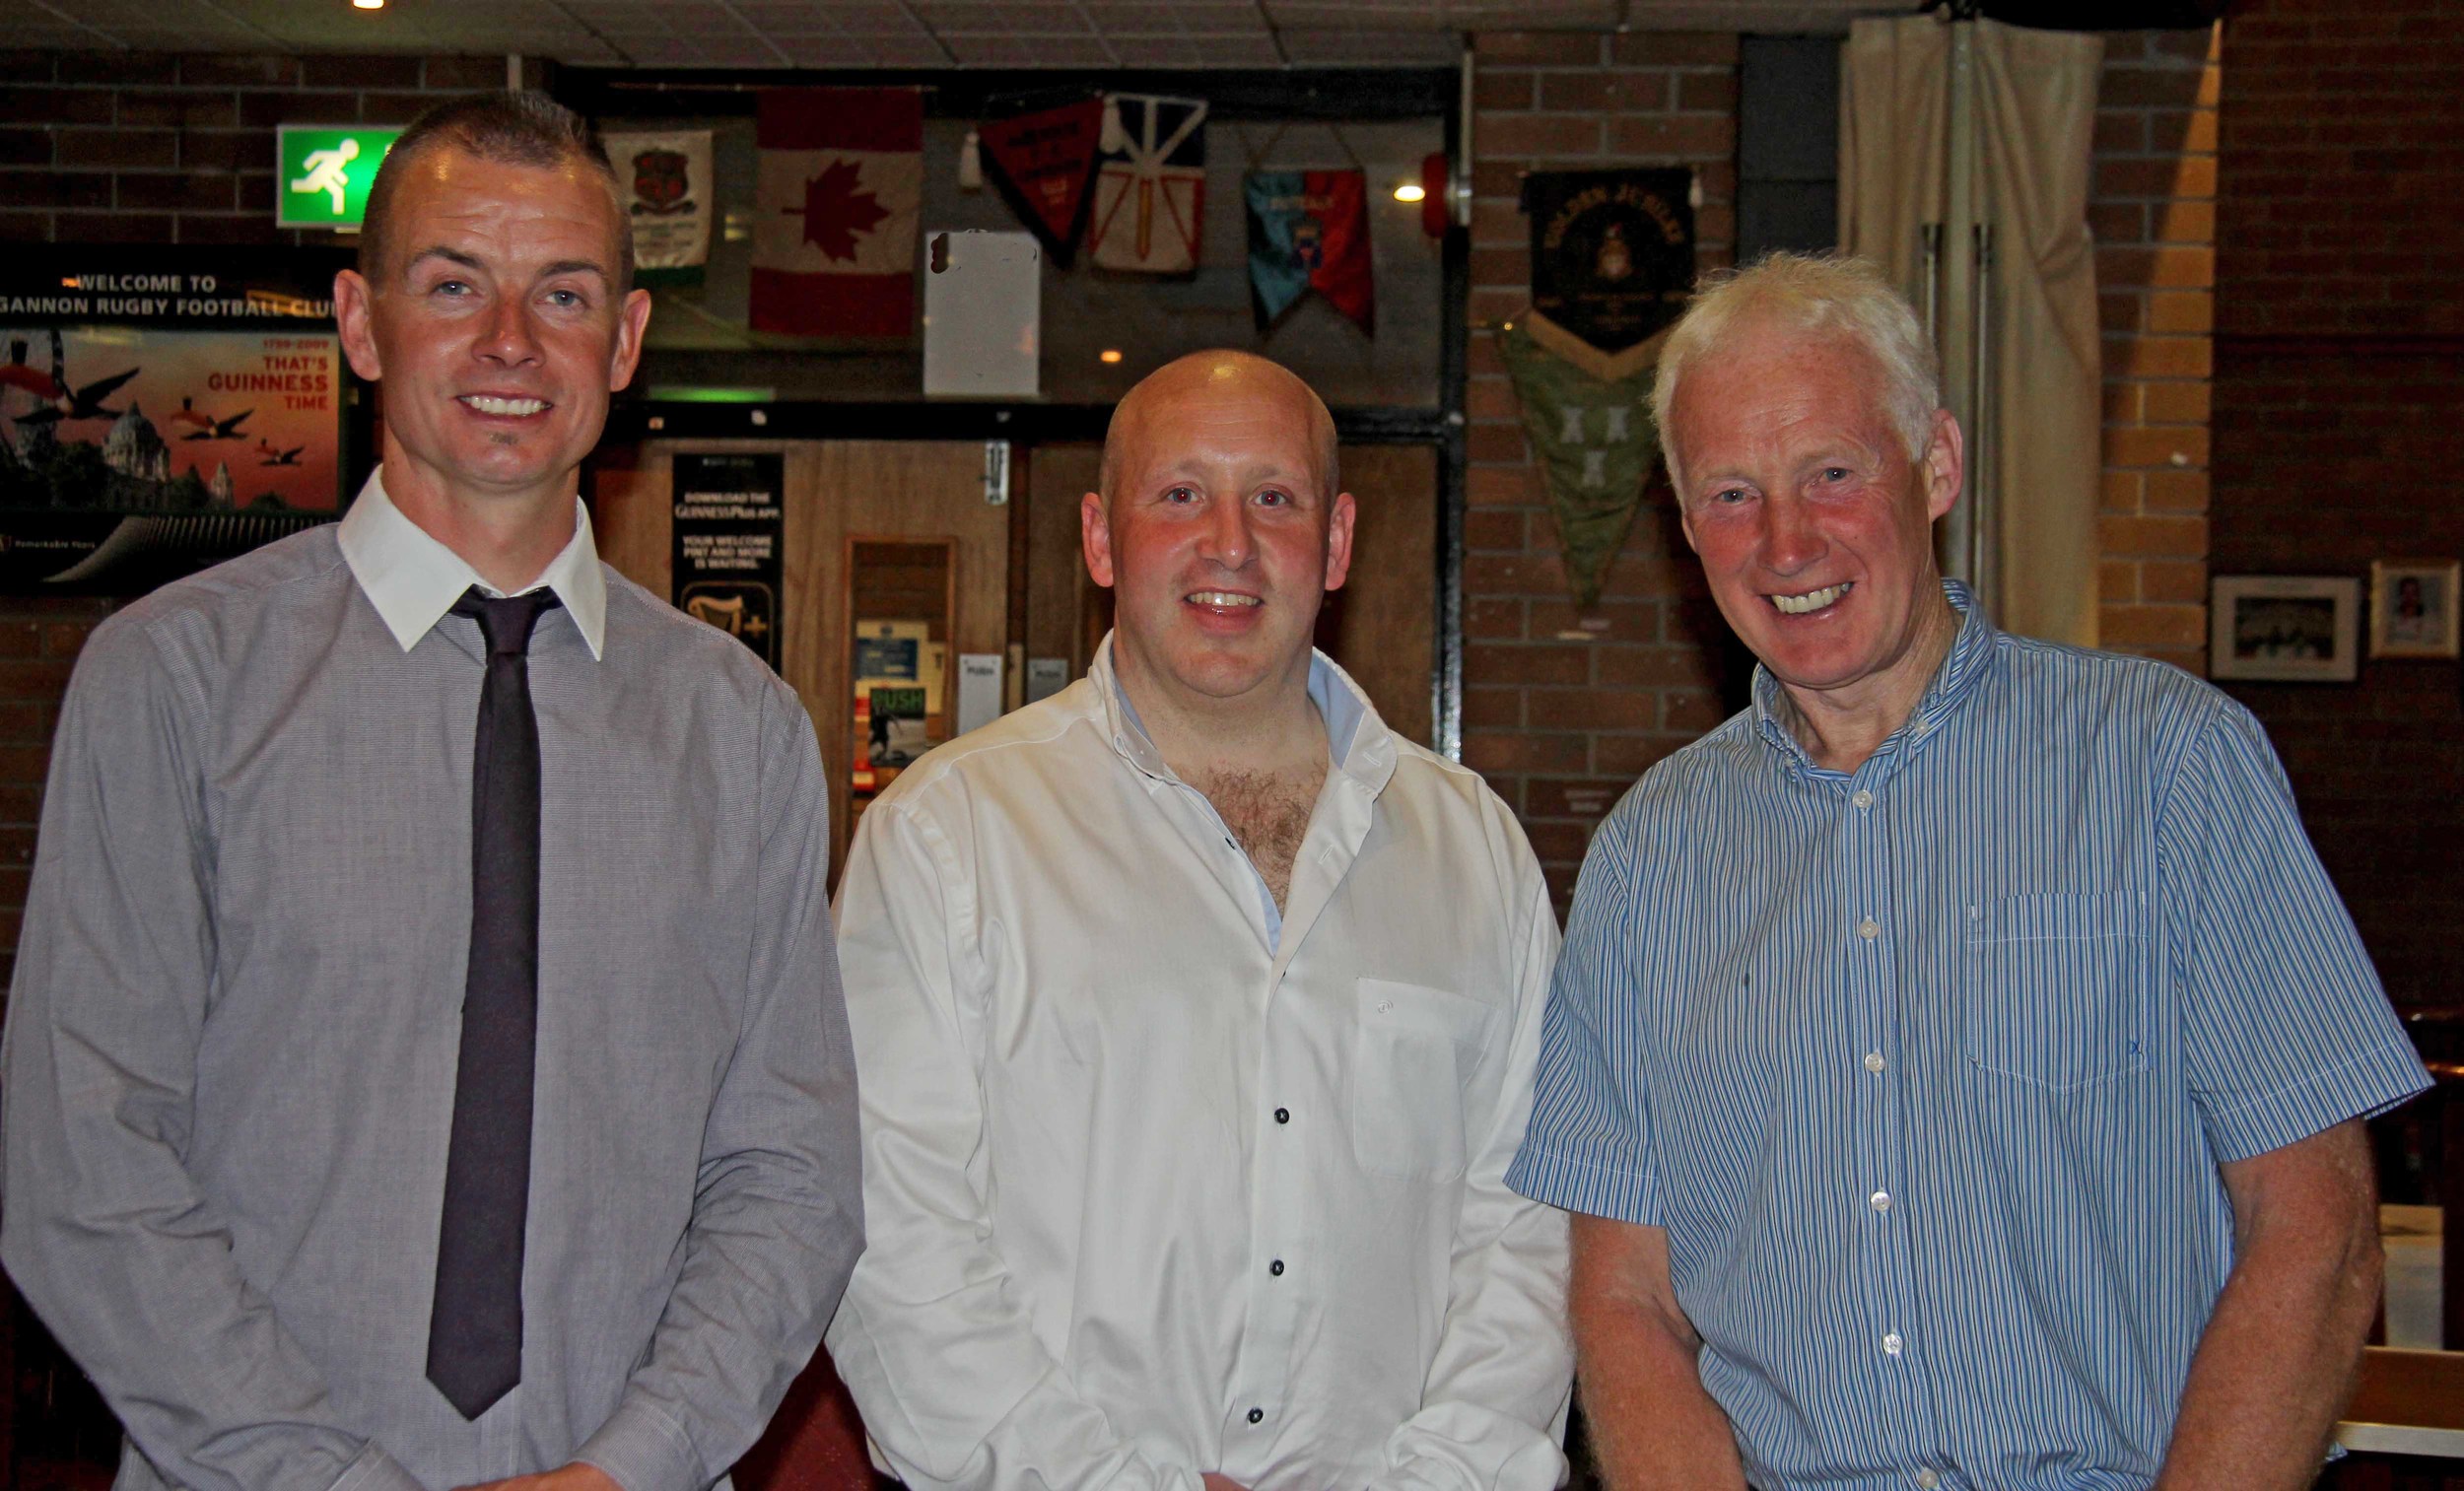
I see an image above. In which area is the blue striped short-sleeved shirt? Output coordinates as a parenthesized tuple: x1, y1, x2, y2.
(1506, 582, 2430, 1491)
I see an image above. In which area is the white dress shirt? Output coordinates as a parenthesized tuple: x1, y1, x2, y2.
(826, 639, 1572, 1491)
(337, 468, 608, 657)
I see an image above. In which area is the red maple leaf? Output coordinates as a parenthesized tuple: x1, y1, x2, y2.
(787, 158, 890, 262)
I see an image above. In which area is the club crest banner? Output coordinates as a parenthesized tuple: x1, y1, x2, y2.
(978, 97, 1105, 266)
(603, 129, 714, 271)
(1522, 168, 1694, 381)
(1089, 94, 1206, 274)
(1497, 319, 1667, 612)
(1244, 169, 1373, 335)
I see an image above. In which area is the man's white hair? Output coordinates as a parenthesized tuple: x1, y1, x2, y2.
(1651, 252, 1941, 489)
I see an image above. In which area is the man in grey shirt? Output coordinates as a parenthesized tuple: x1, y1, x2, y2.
(0, 94, 861, 1491)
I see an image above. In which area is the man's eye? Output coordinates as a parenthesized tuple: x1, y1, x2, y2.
(1162, 486, 1199, 504)
(1821, 466, 1852, 483)
(1255, 489, 1290, 507)
(545, 288, 585, 309)
(431, 280, 471, 297)
(1712, 487, 1750, 506)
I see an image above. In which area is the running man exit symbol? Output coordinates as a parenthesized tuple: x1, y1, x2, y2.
(275, 126, 402, 229)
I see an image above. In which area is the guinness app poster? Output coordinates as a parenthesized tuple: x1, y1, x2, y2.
(671, 451, 785, 670)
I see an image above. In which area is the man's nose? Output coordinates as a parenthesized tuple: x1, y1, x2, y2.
(1761, 495, 1824, 574)
(476, 296, 543, 367)
(1200, 499, 1255, 570)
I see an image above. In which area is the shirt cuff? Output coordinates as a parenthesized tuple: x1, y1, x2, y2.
(1504, 1141, 1661, 1226)
(328, 1443, 429, 1491)
(575, 1394, 706, 1491)
(2204, 1040, 2434, 1164)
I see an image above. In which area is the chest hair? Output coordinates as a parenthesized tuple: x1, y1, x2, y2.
(1197, 764, 1326, 911)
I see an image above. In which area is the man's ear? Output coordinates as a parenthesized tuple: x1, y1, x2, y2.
(1080, 491, 1115, 587)
(608, 288, 652, 391)
(1921, 408, 1964, 522)
(333, 269, 383, 383)
(1323, 490, 1358, 592)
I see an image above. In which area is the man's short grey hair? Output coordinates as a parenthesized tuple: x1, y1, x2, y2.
(1651, 252, 1940, 486)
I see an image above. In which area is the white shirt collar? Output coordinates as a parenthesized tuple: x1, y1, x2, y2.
(336, 467, 608, 659)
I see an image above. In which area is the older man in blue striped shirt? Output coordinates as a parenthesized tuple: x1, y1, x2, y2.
(1506, 253, 2430, 1491)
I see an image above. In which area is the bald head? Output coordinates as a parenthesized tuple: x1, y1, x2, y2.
(1100, 351, 1339, 505)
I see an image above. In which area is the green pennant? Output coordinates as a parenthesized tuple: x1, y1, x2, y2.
(1496, 319, 1665, 612)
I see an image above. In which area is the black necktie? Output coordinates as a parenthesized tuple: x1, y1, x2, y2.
(427, 586, 561, 1421)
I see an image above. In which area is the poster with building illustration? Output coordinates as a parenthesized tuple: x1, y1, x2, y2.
(0, 247, 356, 591)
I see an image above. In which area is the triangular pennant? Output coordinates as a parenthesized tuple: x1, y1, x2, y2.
(1245, 169, 1374, 336)
(978, 98, 1105, 267)
(1496, 319, 1668, 612)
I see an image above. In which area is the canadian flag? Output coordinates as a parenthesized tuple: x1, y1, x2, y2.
(751, 88, 922, 339)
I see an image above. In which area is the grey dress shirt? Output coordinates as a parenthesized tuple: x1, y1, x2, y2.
(0, 508, 862, 1491)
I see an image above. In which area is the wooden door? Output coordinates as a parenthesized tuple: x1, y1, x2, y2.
(592, 439, 1007, 873)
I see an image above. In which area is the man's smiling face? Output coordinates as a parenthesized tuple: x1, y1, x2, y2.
(1669, 320, 1960, 715)
(337, 145, 649, 510)
(1081, 355, 1354, 714)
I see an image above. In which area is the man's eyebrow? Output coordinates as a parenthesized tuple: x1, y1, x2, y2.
(537, 259, 612, 283)
(402, 245, 485, 276)
(397, 249, 611, 285)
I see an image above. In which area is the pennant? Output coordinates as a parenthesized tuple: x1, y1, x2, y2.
(751, 88, 923, 340)
(1245, 169, 1374, 335)
(603, 129, 714, 272)
(1088, 95, 1206, 275)
(1520, 168, 1694, 381)
(1497, 319, 1667, 612)
(978, 98, 1104, 266)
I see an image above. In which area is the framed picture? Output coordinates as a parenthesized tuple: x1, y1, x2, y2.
(2210, 575, 2361, 682)
(2369, 559, 2461, 659)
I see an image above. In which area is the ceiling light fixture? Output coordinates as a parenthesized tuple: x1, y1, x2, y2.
(1392, 182, 1426, 204)
(353, 0, 384, 10)
(1099, 349, 1125, 365)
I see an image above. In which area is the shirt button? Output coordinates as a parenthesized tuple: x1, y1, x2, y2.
(1857, 917, 1881, 939)
(1915, 1472, 1939, 1490)
(1269, 1259, 1285, 1276)
(1882, 1331, 1904, 1356)
(1870, 1190, 1891, 1213)
(1852, 789, 1874, 810)
(1864, 1050, 1885, 1074)
(1273, 1107, 1290, 1124)
(1247, 1407, 1264, 1424)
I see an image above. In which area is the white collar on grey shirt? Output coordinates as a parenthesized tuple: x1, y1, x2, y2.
(336, 467, 608, 659)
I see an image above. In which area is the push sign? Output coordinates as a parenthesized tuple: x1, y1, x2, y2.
(275, 126, 402, 230)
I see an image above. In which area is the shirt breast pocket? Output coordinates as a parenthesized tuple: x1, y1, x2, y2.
(1350, 978, 1502, 1183)
(1963, 894, 2150, 1093)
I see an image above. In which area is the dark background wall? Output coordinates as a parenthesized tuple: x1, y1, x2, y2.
(2211, 0, 2464, 1015)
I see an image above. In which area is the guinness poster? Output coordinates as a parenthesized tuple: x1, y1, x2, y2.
(0, 245, 355, 593)
(671, 451, 785, 670)
(1521, 169, 1694, 381)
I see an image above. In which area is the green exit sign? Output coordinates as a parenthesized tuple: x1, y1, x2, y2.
(275, 125, 401, 230)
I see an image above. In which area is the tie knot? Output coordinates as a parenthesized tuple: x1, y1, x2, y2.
(452, 587, 562, 657)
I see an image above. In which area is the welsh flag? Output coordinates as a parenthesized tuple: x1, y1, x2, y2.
(751, 88, 922, 339)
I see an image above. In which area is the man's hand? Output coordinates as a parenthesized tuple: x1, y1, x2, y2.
(1202, 1474, 1251, 1491)
(456, 1464, 625, 1491)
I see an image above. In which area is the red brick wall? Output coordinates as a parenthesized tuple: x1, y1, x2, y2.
(2210, 0, 2464, 1013)
(1466, 28, 2219, 907)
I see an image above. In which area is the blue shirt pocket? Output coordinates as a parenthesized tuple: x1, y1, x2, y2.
(1963, 894, 2151, 1093)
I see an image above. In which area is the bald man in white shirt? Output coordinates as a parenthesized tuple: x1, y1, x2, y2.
(825, 350, 1572, 1491)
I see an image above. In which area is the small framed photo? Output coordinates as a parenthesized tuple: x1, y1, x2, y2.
(2210, 575, 2361, 682)
(2369, 559, 2461, 659)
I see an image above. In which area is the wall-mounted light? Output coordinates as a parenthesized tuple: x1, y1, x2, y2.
(1099, 349, 1124, 365)
(352, 0, 384, 10)
(1392, 182, 1427, 204)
